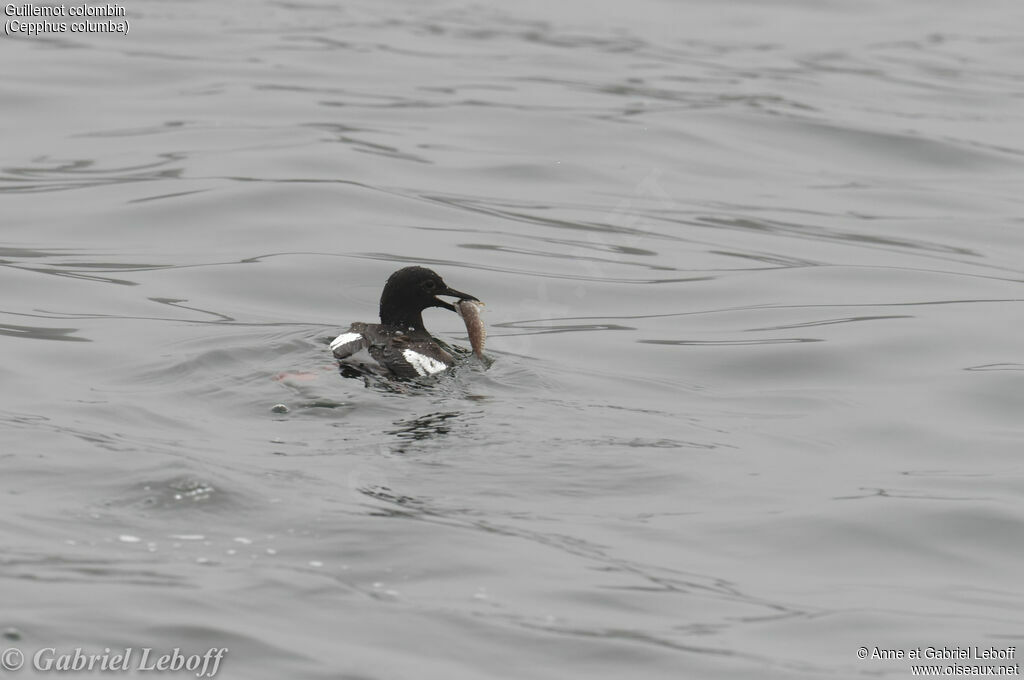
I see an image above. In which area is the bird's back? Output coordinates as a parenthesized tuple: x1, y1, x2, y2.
(331, 322, 453, 378)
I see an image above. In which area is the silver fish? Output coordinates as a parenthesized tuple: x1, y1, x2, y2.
(456, 299, 486, 359)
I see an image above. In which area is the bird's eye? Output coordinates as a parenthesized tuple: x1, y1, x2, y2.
(423, 280, 437, 291)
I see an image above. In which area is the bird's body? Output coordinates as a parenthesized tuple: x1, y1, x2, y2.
(331, 266, 478, 378)
(330, 321, 456, 379)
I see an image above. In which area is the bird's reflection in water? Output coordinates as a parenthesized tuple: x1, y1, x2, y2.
(352, 411, 465, 504)
(387, 410, 461, 443)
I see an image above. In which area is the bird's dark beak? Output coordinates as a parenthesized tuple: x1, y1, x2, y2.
(434, 286, 479, 312)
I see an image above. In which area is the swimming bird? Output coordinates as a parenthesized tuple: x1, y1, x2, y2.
(330, 266, 479, 378)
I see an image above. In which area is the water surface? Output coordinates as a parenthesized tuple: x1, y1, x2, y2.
(2, 0, 1023, 677)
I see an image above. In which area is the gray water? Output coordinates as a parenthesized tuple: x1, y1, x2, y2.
(2, 1, 1023, 678)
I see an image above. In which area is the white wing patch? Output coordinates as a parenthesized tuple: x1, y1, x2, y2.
(402, 349, 447, 376)
(330, 332, 363, 352)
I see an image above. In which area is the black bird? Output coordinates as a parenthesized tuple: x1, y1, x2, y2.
(330, 266, 479, 378)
